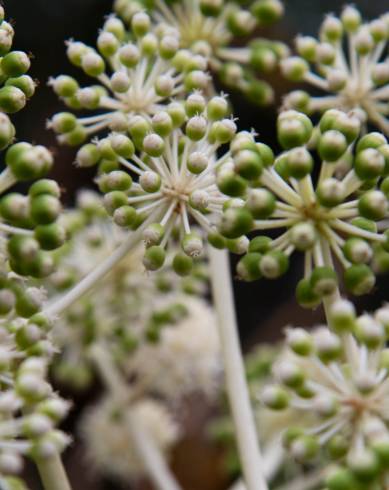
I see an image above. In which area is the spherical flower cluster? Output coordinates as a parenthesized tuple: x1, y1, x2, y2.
(263, 299, 389, 488)
(114, 0, 287, 105)
(81, 396, 179, 481)
(227, 109, 389, 305)
(73, 93, 252, 275)
(126, 295, 221, 400)
(281, 6, 389, 135)
(0, 354, 70, 477)
(49, 12, 209, 146)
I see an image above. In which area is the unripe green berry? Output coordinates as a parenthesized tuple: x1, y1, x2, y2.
(344, 264, 375, 295)
(143, 245, 166, 271)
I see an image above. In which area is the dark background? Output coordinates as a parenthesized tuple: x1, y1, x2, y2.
(4, 0, 388, 488)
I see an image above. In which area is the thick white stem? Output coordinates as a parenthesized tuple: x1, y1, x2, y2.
(208, 247, 268, 490)
(35, 453, 72, 490)
(90, 345, 182, 490)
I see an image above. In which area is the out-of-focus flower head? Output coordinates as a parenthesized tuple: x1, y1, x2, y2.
(222, 108, 389, 306)
(282, 6, 389, 135)
(125, 295, 221, 400)
(49, 12, 209, 146)
(263, 299, 389, 488)
(50, 194, 218, 396)
(114, 0, 287, 105)
(0, 353, 70, 478)
(81, 396, 179, 481)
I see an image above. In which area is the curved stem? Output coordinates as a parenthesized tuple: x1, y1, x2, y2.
(35, 453, 72, 490)
(208, 246, 268, 490)
(90, 344, 182, 490)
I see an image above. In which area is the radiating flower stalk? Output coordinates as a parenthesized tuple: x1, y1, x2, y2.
(48, 12, 209, 146)
(229, 109, 389, 307)
(262, 300, 389, 489)
(9, 0, 389, 489)
(281, 6, 389, 135)
(114, 0, 287, 105)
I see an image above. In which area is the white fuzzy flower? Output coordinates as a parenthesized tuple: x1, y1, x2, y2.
(81, 397, 180, 481)
(125, 295, 221, 400)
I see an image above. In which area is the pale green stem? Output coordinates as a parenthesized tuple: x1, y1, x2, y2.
(208, 246, 268, 490)
(90, 344, 182, 490)
(35, 452, 72, 490)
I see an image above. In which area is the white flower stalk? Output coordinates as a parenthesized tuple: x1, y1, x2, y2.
(74, 93, 252, 275)
(126, 295, 221, 400)
(282, 6, 389, 134)
(89, 344, 182, 490)
(229, 109, 389, 306)
(81, 396, 180, 482)
(49, 13, 209, 145)
(263, 300, 389, 488)
(114, 0, 287, 105)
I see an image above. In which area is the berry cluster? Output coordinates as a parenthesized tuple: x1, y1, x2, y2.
(263, 299, 389, 489)
(221, 109, 389, 304)
(49, 12, 209, 146)
(282, 6, 389, 135)
(114, 0, 286, 105)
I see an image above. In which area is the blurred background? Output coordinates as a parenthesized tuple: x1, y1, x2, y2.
(4, 0, 388, 488)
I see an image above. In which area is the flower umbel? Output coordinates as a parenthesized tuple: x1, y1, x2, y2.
(49, 13, 209, 146)
(282, 6, 389, 134)
(75, 93, 252, 274)
(263, 299, 389, 487)
(228, 109, 389, 305)
(114, 0, 287, 105)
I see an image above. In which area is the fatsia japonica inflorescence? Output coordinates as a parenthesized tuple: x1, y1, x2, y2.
(67, 93, 251, 275)
(226, 108, 389, 306)
(263, 299, 389, 489)
(281, 6, 389, 135)
(114, 0, 287, 105)
(0, 6, 71, 487)
(48, 12, 209, 146)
